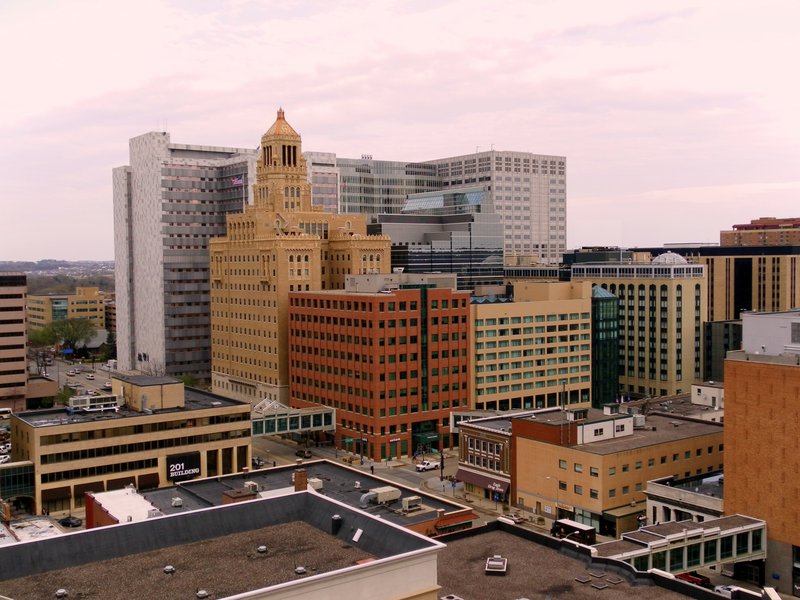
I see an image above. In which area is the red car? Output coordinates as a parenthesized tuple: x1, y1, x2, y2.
(676, 572, 712, 587)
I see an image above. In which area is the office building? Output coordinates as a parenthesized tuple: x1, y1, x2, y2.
(470, 281, 594, 411)
(113, 132, 258, 379)
(26, 286, 106, 331)
(721, 216, 800, 247)
(210, 109, 391, 405)
(703, 319, 742, 381)
(288, 273, 470, 460)
(512, 406, 724, 536)
(307, 149, 567, 264)
(508, 252, 707, 398)
(368, 187, 505, 291)
(10, 375, 251, 513)
(724, 309, 800, 590)
(591, 285, 619, 408)
(0, 273, 27, 410)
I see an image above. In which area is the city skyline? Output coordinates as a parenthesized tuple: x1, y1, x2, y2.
(2, 0, 799, 261)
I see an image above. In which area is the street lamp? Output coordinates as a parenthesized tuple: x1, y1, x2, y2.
(545, 475, 559, 519)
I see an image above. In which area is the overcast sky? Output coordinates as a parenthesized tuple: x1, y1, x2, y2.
(1, 0, 798, 261)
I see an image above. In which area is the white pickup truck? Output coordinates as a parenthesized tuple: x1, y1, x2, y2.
(415, 460, 441, 472)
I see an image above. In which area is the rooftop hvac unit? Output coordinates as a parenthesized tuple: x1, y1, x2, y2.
(402, 495, 422, 512)
(244, 481, 258, 493)
(147, 508, 163, 518)
(171, 497, 183, 507)
(370, 486, 401, 504)
(307, 477, 324, 491)
(633, 414, 646, 428)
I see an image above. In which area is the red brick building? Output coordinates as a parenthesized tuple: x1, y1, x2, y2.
(289, 281, 470, 461)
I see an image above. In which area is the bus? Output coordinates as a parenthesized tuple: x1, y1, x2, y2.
(550, 518, 597, 545)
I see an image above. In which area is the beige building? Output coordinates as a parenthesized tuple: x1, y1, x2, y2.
(570, 254, 707, 397)
(10, 375, 251, 513)
(470, 281, 593, 411)
(720, 216, 800, 247)
(512, 406, 724, 537)
(0, 273, 27, 410)
(27, 286, 106, 331)
(210, 109, 391, 404)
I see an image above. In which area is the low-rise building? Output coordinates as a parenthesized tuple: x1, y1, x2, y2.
(10, 375, 251, 513)
(27, 286, 106, 331)
(512, 406, 724, 537)
(645, 471, 724, 526)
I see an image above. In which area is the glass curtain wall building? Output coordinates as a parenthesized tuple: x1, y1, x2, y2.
(368, 188, 504, 291)
(591, 285, 619, 408)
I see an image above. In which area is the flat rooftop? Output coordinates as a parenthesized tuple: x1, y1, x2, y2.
(14, 387, 247, 428)
(0, 492, 441, 597)
(438, 528, 688, 599)
(622, 394, 718, 419)
(672, 472, 724, 499)
(143, 459, 471, 528)
(1, 521, 373, 599)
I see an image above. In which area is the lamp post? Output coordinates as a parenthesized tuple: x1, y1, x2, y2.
(545, 475, 559, 520)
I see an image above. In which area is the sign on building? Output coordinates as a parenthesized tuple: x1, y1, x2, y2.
(166, 452, 201, 482)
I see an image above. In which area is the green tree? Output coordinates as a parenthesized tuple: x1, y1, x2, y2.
(28, 327, 57, 349)
(49, 318, 97, 350)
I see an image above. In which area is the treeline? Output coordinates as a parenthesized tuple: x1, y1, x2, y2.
(27, 275, 115, 295)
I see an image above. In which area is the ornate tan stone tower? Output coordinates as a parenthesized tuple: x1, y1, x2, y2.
(210, 109, 391, 404)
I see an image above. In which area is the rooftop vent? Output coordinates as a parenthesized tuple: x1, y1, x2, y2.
(196, 591, 210, 599)
(295, 566, 307, 575)
(163, 565, 175, 575)
(257, 545, 268, 554)
(55, 591, 68, 599)
(171, 497, 183, 507)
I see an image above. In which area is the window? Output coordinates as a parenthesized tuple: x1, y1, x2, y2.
(608, 488, 616, 498)
(615, 424, 625, 433)
(672, 453, 679, 461)
(574, 463, 583, 473)
(720, 536, 733, 559)
(704, 539, 717, 563)
(635, 461, 642, 470)
(589, 489, 598, 499)
(559, 459, 567, 469)
(622, 485, 629, 495)
(593, 427, 604, 437)
(574, 484, 583, 495)
(648, 458, 655, 467)
(558, 480, 567, 491)
(608, 467, 616, 476)
(622, 464, 629, 473)
(589, 467, 598, 477)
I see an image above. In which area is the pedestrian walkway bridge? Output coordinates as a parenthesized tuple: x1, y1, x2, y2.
(251, 399, 336, 437)
(592, 514, 766, 575)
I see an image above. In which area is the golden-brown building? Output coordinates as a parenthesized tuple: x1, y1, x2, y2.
(471, 281, 593, 411)
(512, 406, 724, 537)
(27, 286, 106, 331)
(721, 216, 800, 247)
(210, 109, 391, 405)
(10, 375, 251, 513)
(724, 310, 800, 589)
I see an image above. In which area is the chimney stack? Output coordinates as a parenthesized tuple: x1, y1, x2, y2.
(294, 468, 308, 492)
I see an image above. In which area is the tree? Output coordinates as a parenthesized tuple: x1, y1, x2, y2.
(49, 319, 97, 351)
(28, 327, 57, 349)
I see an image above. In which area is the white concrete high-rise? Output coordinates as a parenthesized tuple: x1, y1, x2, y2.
(113, 132, 257, 379)
(306, 150, 566, 264)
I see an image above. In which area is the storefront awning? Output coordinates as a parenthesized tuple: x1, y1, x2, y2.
(435, 512, 480, 529)
(603, 503, 645, 519)
(455, 468, 510, 493)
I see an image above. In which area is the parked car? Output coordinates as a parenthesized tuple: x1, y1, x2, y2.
(85, 373, 95, 380)
(0, 443, 11, 454)
(415, 460, 441, 472)
(0, 455, 9, 465)
(714, 585, 747, 599)
(676, 572, 712, 587)
(295, 449, 313, 458)
(251, 456, 265, 468)
(341, 455, 359, 464)
(59, 515, 82, 528)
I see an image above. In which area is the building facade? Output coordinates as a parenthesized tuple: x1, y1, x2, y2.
(306, 149, 567, 264)
(721, 216, 800, 247)
(113, 131, 257, 379)
(724, 309, 800, 594)
(10, 375, 251, 513)
(591, 285, 619, 408)
(470, 281, 593, 411)
(368, 187, 505, 291)
(0, 273, 27, 410)
(210, 109, 391, 405)
(288, 274, 470, 460)
(27, 286, 106, 331)
(512, 407, 724, 537)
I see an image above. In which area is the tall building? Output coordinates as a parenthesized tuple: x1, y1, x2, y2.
(306, 149, 567, 264)
(113, 133, 257, 379)
(724, 309, 800, 591)
(470, 281, 594, 412)
(27, 286, 106, 331)
(0, 273, 27, 410)
(288, 273, 470, 460)
(507, 251, 706, 398)
(721, 216, 800, 247)
(367, 187, 505, 291)
(210, 109, 391, 405)
(591, 285, 619, 408)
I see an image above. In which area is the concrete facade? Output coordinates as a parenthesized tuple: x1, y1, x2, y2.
(0, 273, 27, 410)
(27, 286, 106, 331)
(470, 281, 593, 411)
(113, 131, 257, 379)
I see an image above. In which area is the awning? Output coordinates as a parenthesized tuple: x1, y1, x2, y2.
(435, 512, 480, 529)
(417, 433, 439, 442)
(603, 503, 645, 519)
(455, 468, 510, 494)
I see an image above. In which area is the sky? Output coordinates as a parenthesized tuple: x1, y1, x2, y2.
(1, 0, 799, 261)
